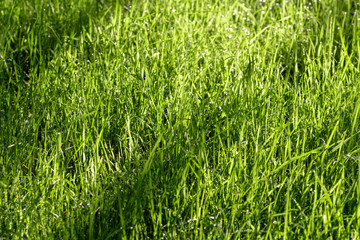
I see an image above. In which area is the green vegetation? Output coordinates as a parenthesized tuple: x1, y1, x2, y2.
(1, 0, 360, 238)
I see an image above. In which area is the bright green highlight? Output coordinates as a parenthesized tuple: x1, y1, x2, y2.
(1, 0, 360, 239)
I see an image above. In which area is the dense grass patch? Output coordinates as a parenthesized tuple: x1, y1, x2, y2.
(1, 0, 360, 238)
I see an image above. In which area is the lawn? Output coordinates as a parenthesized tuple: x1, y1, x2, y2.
(1, 0, 360, 239)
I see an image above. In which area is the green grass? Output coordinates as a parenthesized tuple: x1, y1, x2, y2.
(1, 0, 360, 239)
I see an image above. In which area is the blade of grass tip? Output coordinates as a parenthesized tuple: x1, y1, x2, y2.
(284, 173, 293, 239)
(351, 99, 360, 143)
(339, 28, 354, 75)
(126, 116, 133, 160)
(250, 25, 270, 45)
(269, 146, 323, 177)
(330, 132, 351, 154)
(72, 98, 103, 157)
(188, 157, 204, 181)
(264, 125, 286, 167)
(141, 134, 162, 176)
(320, 121, 338, 165)
(315, 174, 333, 208)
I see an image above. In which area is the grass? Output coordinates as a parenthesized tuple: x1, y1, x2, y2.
(1, 0, 360, 239)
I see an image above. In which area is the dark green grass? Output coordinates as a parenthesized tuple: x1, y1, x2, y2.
(1, 0, 360, 239)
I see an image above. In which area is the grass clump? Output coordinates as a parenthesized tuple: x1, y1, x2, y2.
(1, 0, 360, 239)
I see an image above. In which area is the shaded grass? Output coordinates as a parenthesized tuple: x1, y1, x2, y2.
(1, 0, 360, 239)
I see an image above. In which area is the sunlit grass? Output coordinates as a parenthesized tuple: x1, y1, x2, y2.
(1, 0, 360, 239)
